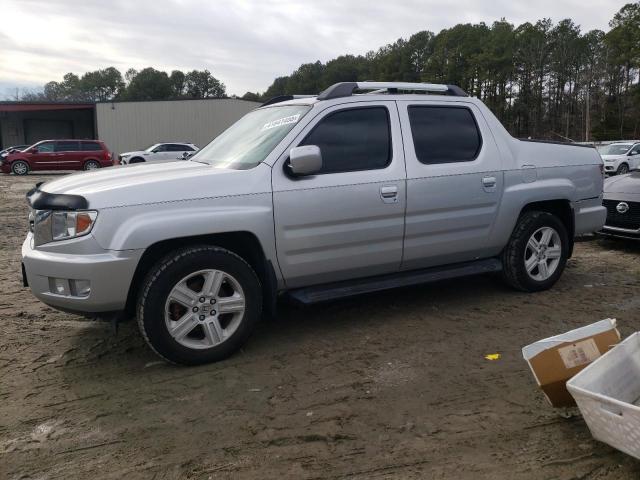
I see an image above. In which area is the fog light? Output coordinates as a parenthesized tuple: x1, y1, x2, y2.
(49, 277, 70, 295)
(71, 279, 91, 297)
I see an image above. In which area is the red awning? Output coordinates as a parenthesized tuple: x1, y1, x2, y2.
(0, 103, 94, 112)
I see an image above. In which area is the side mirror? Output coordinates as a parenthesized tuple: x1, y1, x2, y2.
(289, 145, 322, 176)
(29, 148, 38, 153)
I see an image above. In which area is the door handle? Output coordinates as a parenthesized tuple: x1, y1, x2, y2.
(380, 185, 398, 203)
(482, 176, 497, 188)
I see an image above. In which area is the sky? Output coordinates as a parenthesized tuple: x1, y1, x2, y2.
(0, 0, 627, 98)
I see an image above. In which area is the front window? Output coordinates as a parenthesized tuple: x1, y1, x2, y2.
(34, 141, 55, 153)
(144, 144, 160, 152)
(601, 144, 631, 155)
(190, 105, 311, 170)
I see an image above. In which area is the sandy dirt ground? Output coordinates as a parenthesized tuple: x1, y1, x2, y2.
(2, 173, 640, 480)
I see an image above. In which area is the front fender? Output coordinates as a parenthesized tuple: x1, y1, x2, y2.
(91, 194, 277, 259)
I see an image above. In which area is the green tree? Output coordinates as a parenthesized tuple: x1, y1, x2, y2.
(184, 69, 225, 98)
(123, 68, 173, 100)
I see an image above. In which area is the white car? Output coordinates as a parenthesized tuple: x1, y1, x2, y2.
(600, 142, 640, 175)
(119, 143, 198, 164)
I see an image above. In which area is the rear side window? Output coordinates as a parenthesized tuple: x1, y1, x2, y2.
(301, 107, 391, 174)
(80, 141, 102, 151)
(168, 144, 191, 152)
(56, 141, 80, 152)
(408, 106, 481, 164)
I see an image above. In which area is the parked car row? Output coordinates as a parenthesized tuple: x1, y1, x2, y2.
(0, 140, 199, 175)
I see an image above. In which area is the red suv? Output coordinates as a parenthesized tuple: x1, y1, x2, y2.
(1, 139, 114, 175)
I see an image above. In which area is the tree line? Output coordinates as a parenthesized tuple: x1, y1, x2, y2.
(245, 2, 640, 141)
(21, 67, 226, 102)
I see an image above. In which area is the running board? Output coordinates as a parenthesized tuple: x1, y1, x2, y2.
(286, 258, 502, 305)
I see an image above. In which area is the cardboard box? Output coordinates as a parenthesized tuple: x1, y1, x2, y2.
(522, 319, 620, 408)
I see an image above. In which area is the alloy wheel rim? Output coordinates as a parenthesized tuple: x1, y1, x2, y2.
(86, 162, 99, 170)
(524, 226, 561, 281)
(14, 163, 27, 174)
(164, 269, 245, 350)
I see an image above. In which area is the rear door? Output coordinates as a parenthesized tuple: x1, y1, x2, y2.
(29, 141, 58, 170)
(272, 101, 407, 288)
(167, 143, 192, 161)
(55, 140, 81, 169)
(397, 100, 504, 270)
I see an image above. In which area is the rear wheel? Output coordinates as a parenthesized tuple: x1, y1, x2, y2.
(137, 246, 262, 365)
(502, 211, 568, 292)
(617, 163, 629, 175)
(11, 160, 29, 175)
(84, 160, 101, 170)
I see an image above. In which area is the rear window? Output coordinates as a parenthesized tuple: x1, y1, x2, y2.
(80, 141, 102, 151)
(408, 106, 481, 164)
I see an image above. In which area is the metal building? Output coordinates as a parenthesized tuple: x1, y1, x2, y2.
(0, 98, 259, 154)
(96, 98, 259, 155)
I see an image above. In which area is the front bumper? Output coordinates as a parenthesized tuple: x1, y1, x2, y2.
(22, 233, 143, 314)
(599, 226, 640, 240)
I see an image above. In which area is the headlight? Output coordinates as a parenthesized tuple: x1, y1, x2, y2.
(33, 210, 98, 246)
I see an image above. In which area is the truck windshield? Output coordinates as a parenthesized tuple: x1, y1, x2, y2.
(601, 144, 631, 155)
(190, 105, 311, 169)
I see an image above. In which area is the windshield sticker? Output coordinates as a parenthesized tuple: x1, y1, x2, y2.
(261, 114, 301, 131)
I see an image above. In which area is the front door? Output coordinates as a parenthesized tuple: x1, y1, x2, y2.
(272, 101, 406, 288)
(397, 100, 504, 270)
(29, 141, 58, 170)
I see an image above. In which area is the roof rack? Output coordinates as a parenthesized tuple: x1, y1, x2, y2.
(317, 82, 468, 100)
(261, 95, 316, 107)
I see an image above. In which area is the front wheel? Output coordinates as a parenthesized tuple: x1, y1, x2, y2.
(617, 163, 629, 175)
(11, 160, 29, 175)
(137, 246, 262, 365)
(501, 211, 569, 292)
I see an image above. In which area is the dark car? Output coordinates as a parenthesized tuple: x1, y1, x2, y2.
(1, 139, 114, 175)
(0, 145, 30, 159)
(601, 172, 640, 239)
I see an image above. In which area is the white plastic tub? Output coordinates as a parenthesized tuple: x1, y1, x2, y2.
(567, 332, 640, 459)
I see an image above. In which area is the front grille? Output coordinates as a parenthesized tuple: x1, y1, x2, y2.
(603, 199, 640, 230)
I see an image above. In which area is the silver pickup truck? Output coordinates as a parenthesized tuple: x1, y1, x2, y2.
(22, 82, 606, 365)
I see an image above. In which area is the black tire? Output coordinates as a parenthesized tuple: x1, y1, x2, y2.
(617, 163, 629, 175)
(129, 157, 145, 164)
(501, 211, 569, 292)
(137, 246, 262, 365)
(11, 160, 29, 175)
(84, 160, 101, 170)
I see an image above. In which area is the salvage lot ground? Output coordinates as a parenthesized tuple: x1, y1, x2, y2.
(1, 173, 640, 480)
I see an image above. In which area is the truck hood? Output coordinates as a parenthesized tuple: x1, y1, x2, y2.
(39, 161, 271, 209)
(604, 172, 640, 194)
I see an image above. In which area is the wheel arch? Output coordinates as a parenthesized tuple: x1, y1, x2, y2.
(129, 156, 145, 163)
(124, 231, 277, 319)
(519, 199, 575, 257)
